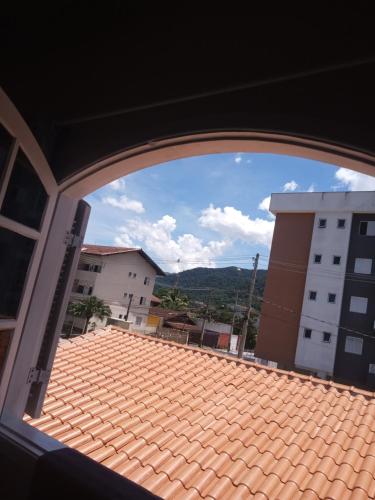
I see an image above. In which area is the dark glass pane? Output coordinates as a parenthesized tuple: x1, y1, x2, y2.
(1, 149, 48, 230)
(0, 125, 13, 185)
(0, 228, 35, 318)
(0, 330, 12, 379)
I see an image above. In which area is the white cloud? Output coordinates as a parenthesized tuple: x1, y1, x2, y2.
(108, 178, 126, 191)
(199, 204, 274, 248)
(115, 215, 229, 272)
(234, 155, 242, 164)
(283, 180, 298, 192)
(102, 195, 145, 214)
(307, 184, 315, 192)
(258, 195, 275, 220)
(334, 168, 375, 191)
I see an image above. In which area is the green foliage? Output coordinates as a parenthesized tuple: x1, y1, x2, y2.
(159, 289, 189, 310)
(68, 296, 112, 333)
(155, 266, 267, 310)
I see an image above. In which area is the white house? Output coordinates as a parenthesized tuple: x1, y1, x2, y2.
(64, 244, 164, 333)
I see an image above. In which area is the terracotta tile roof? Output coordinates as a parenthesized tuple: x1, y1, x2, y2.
(82, 244, 140, 255)
(81, 244, 165, 275)
(149, 307, 193, 322)
(27, 328, 375, 499)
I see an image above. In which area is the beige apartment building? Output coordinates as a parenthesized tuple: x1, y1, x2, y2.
(64, 244, 164, 333)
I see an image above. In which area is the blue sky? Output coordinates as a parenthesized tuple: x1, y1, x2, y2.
(84, 153, 375, 271)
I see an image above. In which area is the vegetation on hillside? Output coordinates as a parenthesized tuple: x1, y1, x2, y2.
(155, 266, 267, 311)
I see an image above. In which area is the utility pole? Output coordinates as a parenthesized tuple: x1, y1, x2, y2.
(199, 288, 211, 348)
(125, 294, 133, 321)
(238, 253, 259, 359)
(228, 290, 239, 352)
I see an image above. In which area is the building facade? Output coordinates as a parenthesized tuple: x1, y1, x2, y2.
(64, 244, 164, 333)
(255, 192, 375, 387)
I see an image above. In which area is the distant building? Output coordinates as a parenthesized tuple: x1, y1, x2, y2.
(64, 244, 164, 333)
(256, 191, 375, 387)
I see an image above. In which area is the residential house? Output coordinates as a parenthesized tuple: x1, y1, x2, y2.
(256, 191, 375, 387)
(64, 244, 165, 333)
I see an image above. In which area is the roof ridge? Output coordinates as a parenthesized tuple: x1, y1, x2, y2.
(89, 327, 375, 401)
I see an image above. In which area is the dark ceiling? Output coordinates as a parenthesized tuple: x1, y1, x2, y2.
(1, 9, 375, 182)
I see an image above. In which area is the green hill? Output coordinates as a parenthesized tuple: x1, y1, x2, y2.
(155, 266, 267, 311)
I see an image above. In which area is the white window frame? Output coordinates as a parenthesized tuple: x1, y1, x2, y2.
(308, 290, 317, 301)
(354, 258, 372, 274)
(318, 218, 327, 228)
(349, 296, 368, 314)
(327, 293, 336, 304)
(337, 218, 346, 229)
(345, 336, 363, 355)
(313, 254, 322, 264)
(0, 90, 72, 455)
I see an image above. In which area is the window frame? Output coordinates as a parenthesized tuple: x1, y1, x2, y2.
(303, 328, 312, 339)
(318, 218, 327, 228)
(327, 293, 336, 304)
(308, 290, 317, 301)
(332, 255, 341, 265)
(337, 218, 346, 229)
(322, 332, 331, 343)
(0, 120, 59, 416)
(313, 254, 322, 264)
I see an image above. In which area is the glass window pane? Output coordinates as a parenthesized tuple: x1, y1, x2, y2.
(1, 149, 48, 230)
(0, 228, 35, 318)
(0, 329, 12, 380)
(0, 125, 13, 184)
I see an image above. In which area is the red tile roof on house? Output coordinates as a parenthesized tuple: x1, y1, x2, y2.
(164, 321, 201, 333)
(28, 328, 375, 499)
(81, 244, 165, 276)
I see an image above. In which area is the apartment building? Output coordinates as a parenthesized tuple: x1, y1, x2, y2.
(255, 191, 375, 387)
(65, 244, 164, 331)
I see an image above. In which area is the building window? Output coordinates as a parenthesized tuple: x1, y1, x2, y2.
(119, 314, 123, 319)
(88, 287, 93, 296)
(318, 218, 327, 228)
(144, 277, 150, 285)
(328, 293, 336, 304)
(309, 291, 317, 301)
(133, 273, 137, 279)
(304, 328, 312, 339)
(354, 258, 372, 274)
(337, 219, 346, 229)
(129, 293, 133, 300)
(333, 256, 341, 265)
(349, 296, 368, 314)
(77, 285, 85, 294)
(322, 332, 331, 343)
(123, 292, 127, 298)
(135, 316, 142, 326)
(314, 254, 322, 264)
(140, 297, 146, 305)
(128, 271, 132, 277)
(359, 221, 375, 236)
(345, 336, 363, 355)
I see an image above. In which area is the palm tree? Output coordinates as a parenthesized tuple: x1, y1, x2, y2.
(67, 296, 112, 336)
(160, 289, 189, 310)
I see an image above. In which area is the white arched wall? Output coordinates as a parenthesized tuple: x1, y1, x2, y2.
(60, 131, 375, 198)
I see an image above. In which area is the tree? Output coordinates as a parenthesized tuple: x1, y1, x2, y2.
(67, 296, 112, 335)
(159, 289, 189, 310)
